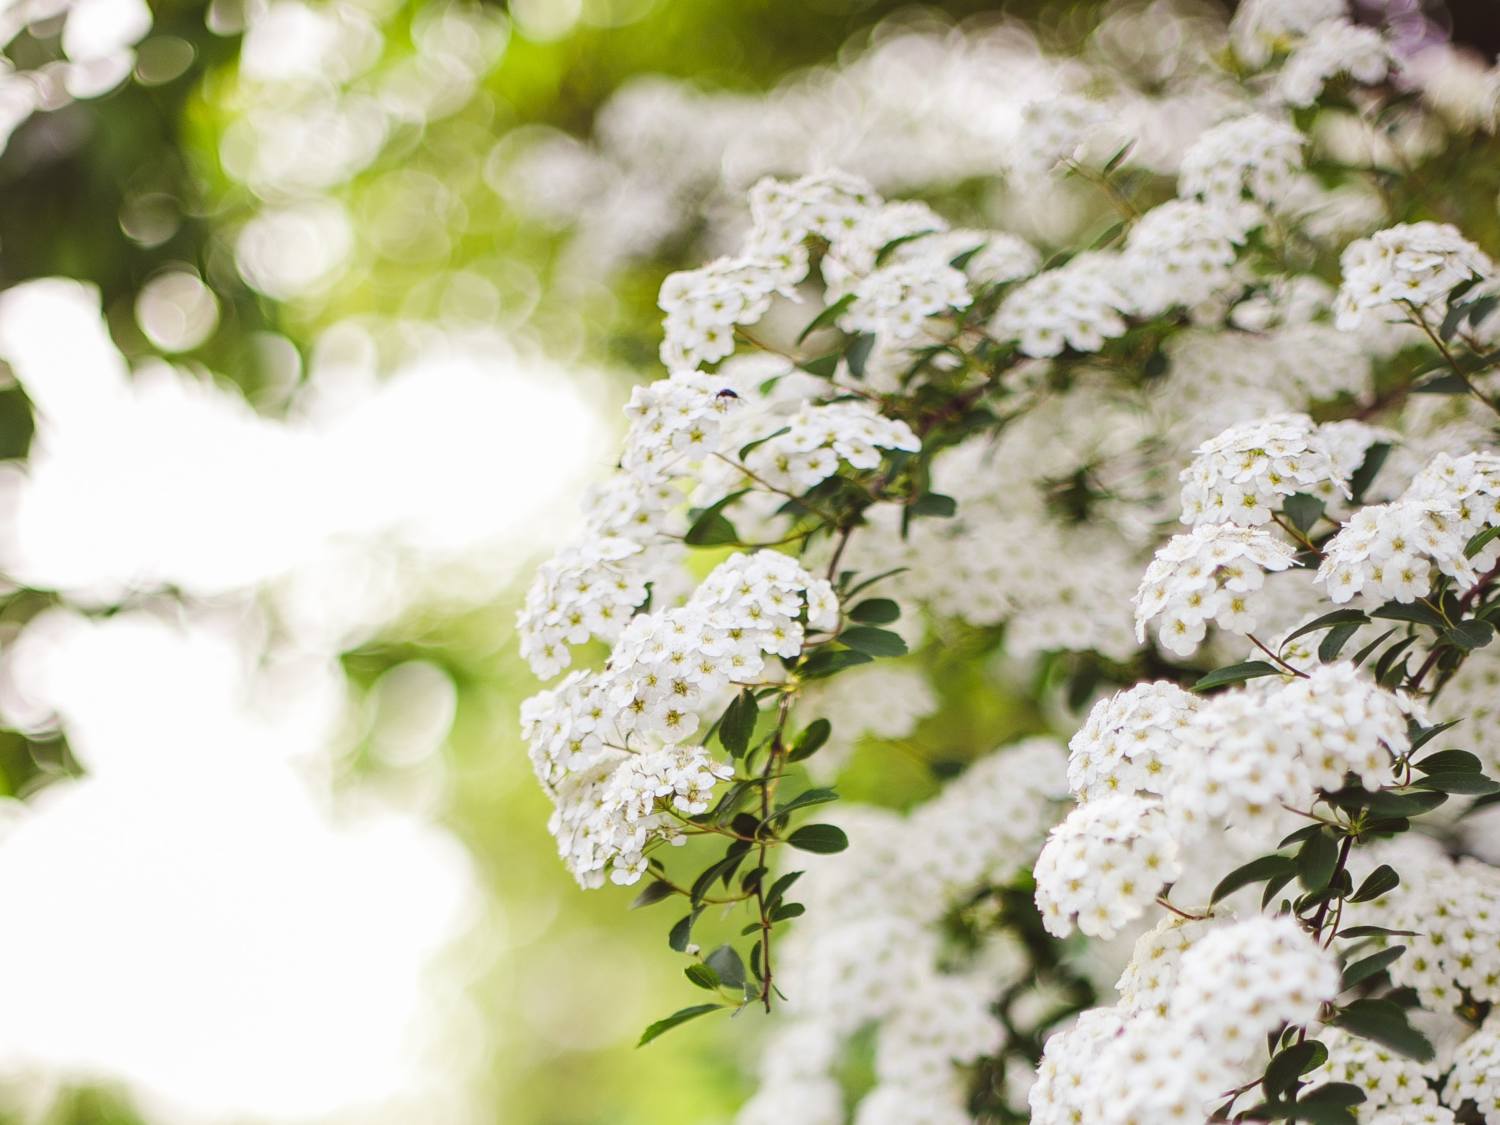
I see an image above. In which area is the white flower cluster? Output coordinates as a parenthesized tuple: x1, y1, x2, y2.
(740, 401, 920, 493)
(1067, 681, 1201, 801)
(1446, 1016, 1500, 1122)
(521, 551, 836, 886)
(1308, 1028, 1443, 1116)
(1034, 794, 1182, 939)
(1033, 916, 1339, 1125)
(1178, 413, 1345, 526)
(1229, 0, 1349, 68)
(1133, 523, 1299, 656)
(1122, 199, 1247, 316)
(990, 251, 1132, 358)
(1317, 448, 1500, 605)
(1334, 222, 1493, 332)
(739, 739, 1065, 1124)
(518, 538, 650, 679)
(1275, 18, 1390, 107)
(1349, 848, 1500, 1013)
(1178, 112, 1305, 210)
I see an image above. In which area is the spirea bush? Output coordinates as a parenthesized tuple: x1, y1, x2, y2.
(517, 1, 1500, 1120)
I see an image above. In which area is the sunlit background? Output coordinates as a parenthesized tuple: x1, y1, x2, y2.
(0, 0, 1496, 1122)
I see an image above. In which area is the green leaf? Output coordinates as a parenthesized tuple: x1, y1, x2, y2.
(1332, 998, 1435, 1061)
(1371, 601, 1446, 628)
(1319, 621, 1364, 663)
(838, 626, 908, 657)
(841, 566, 909, 599)
(786, 824, 849, 854)
(668, 909, 703, 953)
(630, 881, 676, 909)
(1341, 946, 1406, 990)
(1412, 770, 1500, 795)
(1337, 925, 1419, 940)
(1298, 1082, 1367, 1110)
(1408, 718, 1462, 753)
(1348, 864, 1399, 903)
(684, 963, 719, 990)
(1211, 854, 1297, 905)
(769, 901, 806, 921)
(796, 294, 854, 344)
(1365, 788, 1447, 817)
(705, 945, 746, 991)
(1281, 609, 1369, 651)
(1414, 749, 1483, 774)
(718, 689, 759, 758)
(1298, 830, 1340, 892)
(848, 598, 900, 624)
(1411, 371, 1472, 395)
(798, 648, 874, 679)
(1445, 619, 1494, 650)
(739, 427, 789, 462)
(908, 493, 957, 518)
(1349, 443, 1391, 506)
(1465, 524, 1500, 559)
(787, 719, 832, 763)
(637, 1004, 723, 1047)
(845, 333, 876, 379)
(684, 508, 740, 547)
(775, 787, 839, 818)
(765, 870, 802, 910)
(1352, 628, 1397, 667)
(1192, 661, 1282, 692)
(1284, 493, 1325, 534)
(800, 352, 839, 378)
(1264, 1040, 1328, 1098)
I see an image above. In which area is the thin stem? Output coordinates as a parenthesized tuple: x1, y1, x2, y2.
(1249, 634, 1309, 679)
(1409, 308, 1500, 419)
(753, 692, 795, 1011)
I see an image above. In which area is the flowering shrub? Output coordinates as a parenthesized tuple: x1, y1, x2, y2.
(517, 0, 1500, 1120)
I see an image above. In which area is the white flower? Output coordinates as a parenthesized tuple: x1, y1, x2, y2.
(1278, 662, 1407, 791)
(1034, 794, 1182, 939)
(1179, 113, 1306, 209)
(991, 251, 1133, 358)
(740, 401, 920, 493)
(1445, 1016, 1500, 1121)
(1122, 199, 1248, 316)
(1316, 499, 1474, 605)
(1275, 19, 1391, 108)
(1067, 681, 1201, 802)
(1178, 413, 1345, 527)
(1230, 0, 1348, 68)
(1133, 524, 1299, 656)
(1308, 1028, 1443, 1115)
(1334, 222, 1493, 332)
(517, 537, 649, 679)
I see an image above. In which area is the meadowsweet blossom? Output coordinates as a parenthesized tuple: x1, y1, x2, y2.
(1067, 681, 1200, 802)
(990, 252, 1132, 358)
(1178, 413, 1345, 526)
(1133, 524, 1299, 655)
(1178, 113, 1305, 209)
(1334, 222, 1493, 331)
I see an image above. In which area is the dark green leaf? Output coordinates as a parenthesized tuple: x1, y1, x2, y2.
(1299, 1082, 1367, 1110)
(1414, 749, 1482, 774)
(1352, 628, 1397, 667)
(770, 901, 805, 921)
(1192, 661, 1282, 692)
(637, 1004, 723, 1047)
(1349, 865, 1399, 903)
(1211, 854, 1297, 905)
(798, 648, 874, 679)
(1282, 609, 1369, 650)
(1412, 770, 1500, 795)
(1332, 998, 1435, 1061)
(1298, 829, 1340, 892)
(1445, 619, 1494, 650)
(684, 963, 719, 990)
(1465, 524, 1500, 559)
(1411, 371, 1473, 395)
(684, 509, 740, 547)
(705, 945, 746, 991)
(718, 689, 759, 758)
(1366, 788, 1447, 817)
(1349, 443, 1391, 506)
(775, 787, 839, 817)
(800, 352, 839, 378)
(848, 598, 900, 624)
(1319, 621, 1364, 663)
(1285, 493, 1325, 534)
(787, 719, 831, 763)
(668, 909, 704, 953)
(739, 427, 790, 462)
(1371, 601, 1446, 629)
(841, 566, 909, 599)
(786, 824, 849, 854)
(839, 627, 908, 657)
(1408, 718, 1462, 753)
(796, 294, 854, 344)
(908, 493, 957, 519)
(845, 333, 876, 379)
(630, 881, 676, 909)
(1341, 946, 1406, 990)
(1264, 1040, 1328, 1098)
(1337, 925, 1420, 939)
